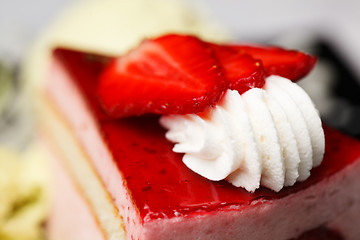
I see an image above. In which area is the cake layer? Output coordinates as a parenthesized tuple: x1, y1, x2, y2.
(46, 144, 105, 240)
(40, 98, 126, 240)
(43, 48, 360, 240)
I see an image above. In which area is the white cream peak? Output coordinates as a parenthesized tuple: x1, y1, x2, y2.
(160, 76, 325, 192)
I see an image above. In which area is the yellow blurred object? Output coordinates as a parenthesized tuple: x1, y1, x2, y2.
(0, 145, 48, 240)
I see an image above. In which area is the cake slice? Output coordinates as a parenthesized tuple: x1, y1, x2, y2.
(27, 0, 360, 239)
(38, 46, 360, 240)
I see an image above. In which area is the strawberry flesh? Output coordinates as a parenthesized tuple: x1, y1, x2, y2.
(97, 34, 225, 117)
(210, 43, 266, 94)
(229, 45, 317, 81)
(97, 34, 317, 118)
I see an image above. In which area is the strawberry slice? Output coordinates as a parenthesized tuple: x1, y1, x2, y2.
(97, 34, 225, 117)
(210, 43, 266, 94)
(228, 45, 317, 81)
(98, 34, 317, 118)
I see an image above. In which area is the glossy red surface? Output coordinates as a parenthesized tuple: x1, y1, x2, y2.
(54, 49, 360, 221)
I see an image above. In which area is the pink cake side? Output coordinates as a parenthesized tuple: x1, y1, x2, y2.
(46, 143, 105, 240)
(47, 55, 143, 240)
(45, 53, 360, 240)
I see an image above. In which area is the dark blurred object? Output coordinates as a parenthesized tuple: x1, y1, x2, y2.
(313, 40, 360, 139)
(0, 58, 33, 150)
(0, 60, 14, 119)
(292, 225, 344, 240)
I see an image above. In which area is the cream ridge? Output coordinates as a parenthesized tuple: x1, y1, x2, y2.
(160, 76, 325, 192)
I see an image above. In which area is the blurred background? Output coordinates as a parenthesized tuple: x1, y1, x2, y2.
(1, 0, 360, 146)
(0, 0, 359, 239)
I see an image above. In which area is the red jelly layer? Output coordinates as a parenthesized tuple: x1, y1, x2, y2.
(54, 49, 360, 221)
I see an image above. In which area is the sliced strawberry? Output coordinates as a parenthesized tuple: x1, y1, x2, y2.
(210, 43, 266, 94)
(98, 34, 317, 118)
(228, 45, 317, 81)
(97, 34, 225, 117)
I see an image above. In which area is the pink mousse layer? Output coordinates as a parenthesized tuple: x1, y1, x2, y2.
(46, 49, 360, 240)
(46, 143, 105, 240)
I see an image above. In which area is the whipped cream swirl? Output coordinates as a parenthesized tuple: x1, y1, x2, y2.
(160, 76, 325, 192)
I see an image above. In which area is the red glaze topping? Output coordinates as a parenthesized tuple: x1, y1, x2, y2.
(209, 43, 266, 94)
(97, 34, 316, 118)
(54, 49, 360, 221)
